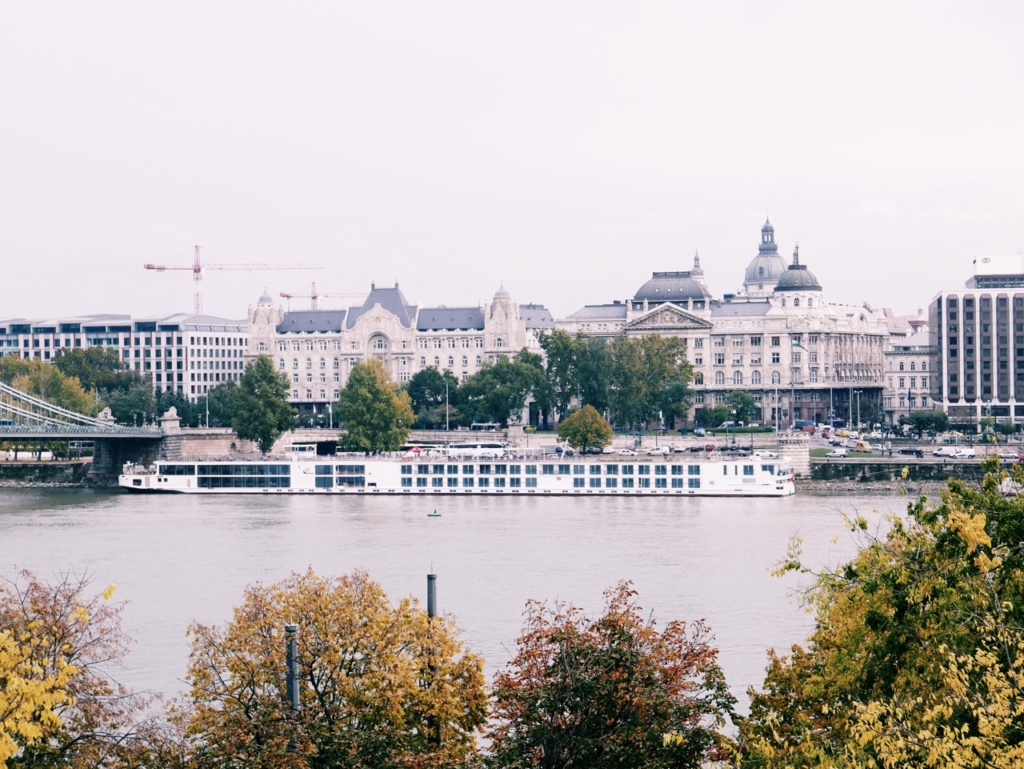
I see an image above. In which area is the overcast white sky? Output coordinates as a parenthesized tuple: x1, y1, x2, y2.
(3, 2, 1022, 321)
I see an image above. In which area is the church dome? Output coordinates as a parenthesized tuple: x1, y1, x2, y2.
(257, 290, 274, 306)
(494, 283, 511, 299)
(633, 271, 710, 303)
(775, 245, 822, 292)
(743, 217, 789, 287)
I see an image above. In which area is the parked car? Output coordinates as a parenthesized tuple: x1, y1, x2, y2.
(953, 448, 977, 459)
(693, 427, 706, 437)
(645, 446, 670, 456)
(825, 448, 848, 457)
(602, 446, 616, 455)
(933, 446, 958, 457)
(671, 445, 688, 453)
(752, 450, 779, 458)
(897, 447, 924, 458)
(997, 450, 1022, 461)
(617, 449, 638, 456)
(688, 445, 705, 452)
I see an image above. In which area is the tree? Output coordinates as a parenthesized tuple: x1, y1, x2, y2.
(0, 570, 166, 767)
(537, 329, 580, 422)
(739, 460, 1024, 767)
(233, 355, 296, 453)
(176, 569, 486, 769)
(488, 582, 736, 769)
(899, 410, 950, 438)
(205, 380, 237, 427)
(556, 405, 612, 453)
(405, 368, 460, 429)
(10, 360, 101, 416)
(52, 347, 126, 393)
(460, 353, 542, 427)
(577, 336, 611, 414)
(725, 390, 758, 425)
(694, 405, 731, 429)
(606, 336, 692, 429)
(337, 360, 414, 452)
(156, 388, 198, 428)
(102, 380, 156, 425)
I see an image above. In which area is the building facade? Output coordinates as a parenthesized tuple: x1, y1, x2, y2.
(930, 254, 1024, 427)
(246, 282, 553, 412)
(883, 331, 935, 424)
(559, 220, 891, 427)
(0, 313, 247, 400)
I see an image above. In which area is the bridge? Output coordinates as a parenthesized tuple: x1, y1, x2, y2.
(0, 382, 162, 439)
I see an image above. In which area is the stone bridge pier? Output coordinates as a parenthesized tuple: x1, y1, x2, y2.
(89, 437, 163, 485)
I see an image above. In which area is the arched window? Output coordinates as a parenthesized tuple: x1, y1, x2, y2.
(781, 297, 786, 307)
(751, 370, 762, 385)
(899, 362, 904, 371)
(694, 373, 704, 385)
(371, 335, 388, 351)
(807, 299, 813, 308)
(714, 371, 725, 385)
(733, 371, 743, 385)
(910, 362, 916, 370)
(771, 371, 781, 385)
(793, 298, 800, 307)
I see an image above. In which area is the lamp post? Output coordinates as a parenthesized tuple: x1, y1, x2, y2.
(854, 390, 862, 431)
(328, 403, 333, 430)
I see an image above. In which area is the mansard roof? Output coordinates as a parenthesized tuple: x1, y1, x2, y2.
(520, 304, 554, 329)
(416, 307, 485, 331)
(277, 310, 347, 334)
(709, 301, 771, 318)
(346, 284, 416, 330)
(566, 303, 629, 320)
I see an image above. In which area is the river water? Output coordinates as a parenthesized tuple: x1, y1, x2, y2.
(0, 488, 916, 710)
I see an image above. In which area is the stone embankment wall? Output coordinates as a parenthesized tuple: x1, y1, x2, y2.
(811, 459, 988, 483)
(0, 459, 92, 485)
(161, 430, 258, 460)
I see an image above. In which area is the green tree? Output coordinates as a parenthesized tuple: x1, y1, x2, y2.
(537, 329, 580, 422)
(156, 389, 198, 428)
(205, 380, 237, 427)
(725, 390, 758, 425)
(556, 405, 612, 453)
(739, 460, 1024, 768)
(11, 360, 101, 416)
(694, 405, 731, 429)
(176, 569, 486, 769)
(52, 347, 125, 393)
(232, 355, 296, 453)
(488, 582, 736, 769)
(577, 336, 610, 413)
(460, 352, 543, 427)
(103, 380, 156, 425)
(337, 360, 414, 452)
(606, 336, 692, 429)
(899, 410, 950, 438)
(405, 367, 460, 429)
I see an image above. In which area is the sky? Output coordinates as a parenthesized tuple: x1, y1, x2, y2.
(3, 1, 1023, 322)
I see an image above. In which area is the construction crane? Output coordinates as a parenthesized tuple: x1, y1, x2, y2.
(144, 245, 323, 315)
(280, 282, 366, 311)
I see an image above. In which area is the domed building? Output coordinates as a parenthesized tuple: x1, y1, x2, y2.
(743, 218, 790, 296)
(773, 245, 823, 310)
(630, 260, 711, 313)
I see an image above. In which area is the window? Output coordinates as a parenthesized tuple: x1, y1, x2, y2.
(751, 370, 762, 385)
(771, 337, 780, 346)
(771, 371, 781, 384)
(714, 371, 725, 385)
(733, 371, 743, 385)
(771, 352, 780, 364)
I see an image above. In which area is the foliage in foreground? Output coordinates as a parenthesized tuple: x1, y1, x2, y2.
(488, 581, 736, 769)
(175, 569, 486, 768)
(739, 458, 1024, 768)
(0, 570, 171, 768)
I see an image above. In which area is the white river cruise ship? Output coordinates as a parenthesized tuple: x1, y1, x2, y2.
(119, 452, 795, 497)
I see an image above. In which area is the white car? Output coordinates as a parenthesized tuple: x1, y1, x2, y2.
(617, 449, 638, 456)
(953, 448, 977, 459)
(602, 446, 616, 454)
(752, 450, 779, 458)
(998, 450, 1021, 461)
(645, 446, 670, 456)
(825, 448, 848, 457)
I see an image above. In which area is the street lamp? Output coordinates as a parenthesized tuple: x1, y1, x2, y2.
(853, 390, 862, 431)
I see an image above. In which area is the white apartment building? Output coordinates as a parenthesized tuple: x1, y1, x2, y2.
(0, 313, 246, 401)
(883, 331, 934, 424)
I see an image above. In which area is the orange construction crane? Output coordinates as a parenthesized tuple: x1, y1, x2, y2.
(279, 282, 366, 310)
(144, 245, 323, 315)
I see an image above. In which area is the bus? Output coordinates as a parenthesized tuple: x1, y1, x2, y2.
(469, 422, 501, 432)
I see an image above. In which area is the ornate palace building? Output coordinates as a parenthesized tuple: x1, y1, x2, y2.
(559, 219, 891, 427)
(246, 282, 553, 413)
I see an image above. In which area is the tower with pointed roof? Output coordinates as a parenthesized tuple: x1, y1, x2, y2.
(246, 289, 284, 358)
(742, 218, 790, 296)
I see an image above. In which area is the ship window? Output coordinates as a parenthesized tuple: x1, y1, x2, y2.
(433, 464, 445, 474)
(510, 477, 521, 487)
(479, 464, 492, 474)
(671, 466, 683, 475)
(478, 478, 489, 488)
(495, 464, 507, 474)
(509, 465, 521, 474)
(590, 465, 601, 475)
(558, 464, 570, 474)
(743, 465, 755, 475)
(494, 477, 506, 487)
(573, 465, 585, 475)
(655, 478, 667, 488)
(417, 465, 429, 474)
(542, 464, 554, 474)
(401, 478, 412, 487)
(761, 465, 775, 474)
(525, 465, 537, 474)
(447, 477, 458, 487)
(688, 465, 700, 475)
(525, 478, 537, 487)
(605, 464, 618, 475)
(336, 465, 365, 475)
(315, 476, 333, 488)
(606, 478, 617, 488)
(621, 465, 633, 475)
(638, 465, 650, 475)
(590, 477, 601, 488)
(622, 478, 634, 488)
(574, 477, 585, 488)
(416, 477, 427, 487)
(401, 465, 412, 475)
(463, 465, 474, 474)
(655, 466, 667, 475)
(315, 465, 332, 476)
(688, 478, 700, 489)
(448, 465, 459, 474)
(463, 477, 474, 487)
(432, 477, 443, 487)
(671, 478, 683, 488)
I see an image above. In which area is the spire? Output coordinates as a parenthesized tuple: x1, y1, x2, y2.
(691, 249, 704, 276)
(793, 243, 800, 265)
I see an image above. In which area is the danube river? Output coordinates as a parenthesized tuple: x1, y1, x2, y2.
(0, 488, 917, 709)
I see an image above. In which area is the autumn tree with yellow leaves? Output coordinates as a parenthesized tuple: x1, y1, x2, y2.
(175, 569, 487, 769)
(739, 458, 1024, 768)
